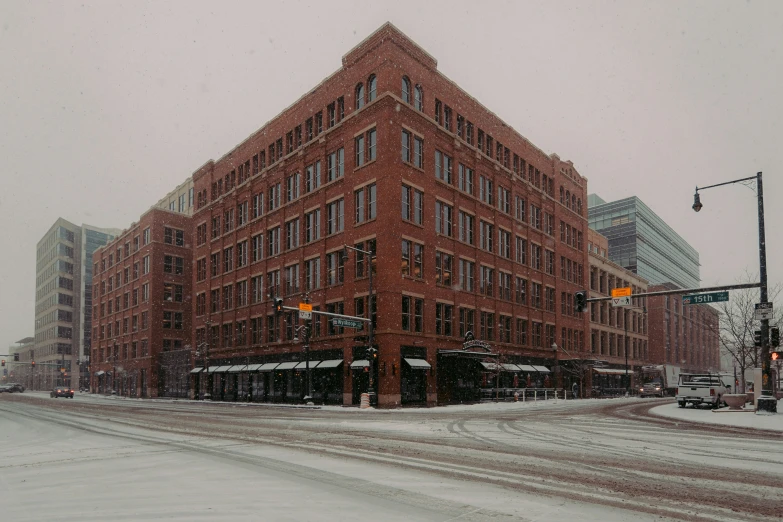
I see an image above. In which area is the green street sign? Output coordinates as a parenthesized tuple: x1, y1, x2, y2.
(683, 291, 729, 305)
(332, 318, 364, 329)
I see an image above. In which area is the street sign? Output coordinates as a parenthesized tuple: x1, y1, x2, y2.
(611, 287, 632, 298)
(332, 318, 364, 329)
(682, 291, 729, 305)
(611, 296, 631, 307)
(299, 310, 312, 320)
(754, 302, 774, 321)
(298, 303, 312, 311)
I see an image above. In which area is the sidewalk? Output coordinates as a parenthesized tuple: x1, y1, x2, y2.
(651, 402, 783, 431)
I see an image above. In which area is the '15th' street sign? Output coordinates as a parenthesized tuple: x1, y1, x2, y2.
(682, 291, 729, 305)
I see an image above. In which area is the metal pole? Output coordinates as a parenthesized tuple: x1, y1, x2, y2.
(756, 172, 775, 412)
(625, 308, 629, 396)
(304, 296, 312, 403)
(368, 252, 375, 401)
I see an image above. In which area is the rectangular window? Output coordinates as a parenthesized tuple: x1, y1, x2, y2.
(327, 148, 345, 181)
(530, 204, 541, 230)
(435, 303, 453, 336)
(355, 184, 377, 223)
(435, 150, 452, 184)
(499, 315, 512, 343)
(251, 192, 264, 219)
(251, 275, 264, 304)
(516, 237, 527, 265)
(516, 318, 528, 345)
(435, 251, 453, 286)
(355, 134, 365, 167)
(163, 256, 184, 275)
(435, 201, 453, 236)
(142, 255, 150, 274)
(515, 196, 526, 222)
(305, 257, 320, 291)
(164, 227, 185, 246)
(285, 219, 300, 250)
(268, 183, 281, 212)
(235, 280, 248, 307)
(267, 270, 280, 299)
(237, 201, 248, 227)
(480, 311, 494, 341)
(326, 198, 344, 235)
(458, 211, 474, 245)
(223, 284, 233, 310)
(498, 272, 512, 301)
(267, 227, 281, 257)
(480, 266, 494, 297)
(286, 172, 300, 202)
(498, 229, 511, 258)
(479, 221, 493, 252)
(142, 228, 150, 245)
(284, 264, 300, 295)
(531, 283, 542, 309)
(222, 248, 233, 273)
(236, 240, 248, 268)
(251, 234, 264, 262)
(498, 186, 510, 214)
(459, 308, 475, 338)
(459, 259, 475, 292)
(326, 251, 344, 286)
(545, 287, 556, 312)
(515, 277, 527, 305)
(401, 130, 411, 163)
(400, 185, 423, 224)
(305, 208, 321, 243)
(401, 240, 423, 278)
(211, 216, 221, 239)
(223, 209, 234, 233)
(458, 164, 474, 195)
(479, 175, 493, 205)
(531, 244, 542, 271)
(163, 283, 183, 303)
(545, 249, 555, 275)
(413, 136, 423, 168)
(305, 161, 321, 193)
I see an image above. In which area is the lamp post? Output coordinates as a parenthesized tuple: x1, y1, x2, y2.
(625, 307, 629, 396)
(342, 244, 376, 402)
(200, 318, 212, 400)
(551, 342, 559, 390)
(294, 323, 312, 403)
(693, 172, 775, 413)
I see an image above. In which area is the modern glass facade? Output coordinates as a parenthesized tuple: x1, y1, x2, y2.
(588, 196, 699, 289)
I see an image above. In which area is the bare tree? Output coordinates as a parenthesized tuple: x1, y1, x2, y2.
(557, 344, 596, 398)
(717, 273, 782, 393)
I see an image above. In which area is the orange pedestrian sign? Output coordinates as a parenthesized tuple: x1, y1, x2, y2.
(298, 303, 313, 311)
(611, 287, 632, 298)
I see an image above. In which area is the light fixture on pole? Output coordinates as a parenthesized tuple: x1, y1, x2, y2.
(693, 172, 774, 413)
(342, 244, 376, 404)
(293, 323, 313, 404)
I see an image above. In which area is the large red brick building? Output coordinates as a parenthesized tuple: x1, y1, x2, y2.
(187, 23, 590, 407)
(647, 283, 720, 373)
(90, 208, 192, 397)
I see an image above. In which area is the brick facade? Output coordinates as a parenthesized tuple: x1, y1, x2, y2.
(647, 283, 720, 373)
(90, 208, 192, 397)
(188, 23, 590, 407)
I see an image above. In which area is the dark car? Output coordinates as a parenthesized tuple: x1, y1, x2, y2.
(0, 385, 12, 393)
(51, 385, 74, 398)
(6, 383, 25, 393)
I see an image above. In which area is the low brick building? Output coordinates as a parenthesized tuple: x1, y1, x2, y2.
(187, 23, 591, 407)
(586, 230, 649, 394)
(647, 282, 720, 373)
(90, 208, 192, 398)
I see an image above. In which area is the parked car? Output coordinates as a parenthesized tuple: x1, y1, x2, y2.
(51, 385, 74, 398)
(0, 385, 12, 393)
(676, 373, 730, 408)
(6, 383, 25, 393)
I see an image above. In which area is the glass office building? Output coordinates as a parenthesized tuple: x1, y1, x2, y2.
(588, 195, 699, 289)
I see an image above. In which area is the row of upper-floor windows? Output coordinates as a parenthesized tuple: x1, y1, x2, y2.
(94, 340, 151, 363)
(97, 254, 184, 296)
(35, 293, 73, 315)
(96, 226, 186, 276)
(94, 309, 183, 342)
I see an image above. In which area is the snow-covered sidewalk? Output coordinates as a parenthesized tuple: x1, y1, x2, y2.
(652, 402, 783, 431)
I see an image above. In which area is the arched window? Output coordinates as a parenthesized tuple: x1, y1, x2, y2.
(401, 76, 411, 103)
(565, 190, 571, 209)
(356, 83, 365, 110)
(577, 199, 582, 215)
(414, 84, 423, 111)
(560, 186, 564, 204)
(367, 75, 377, 102)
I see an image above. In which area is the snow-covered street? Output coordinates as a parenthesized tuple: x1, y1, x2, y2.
(1, 394, 781, 521)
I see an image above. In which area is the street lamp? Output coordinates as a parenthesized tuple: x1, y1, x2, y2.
(551, 342, 559, 390)
(293, 324, 313, 404)
(693, 172, 775, 413)
(342, 244, 376, 402)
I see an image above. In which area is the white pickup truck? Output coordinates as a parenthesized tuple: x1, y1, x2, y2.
(675, 374, 732, 408)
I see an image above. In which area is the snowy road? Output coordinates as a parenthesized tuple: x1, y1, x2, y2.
(1, 394, 781, 521)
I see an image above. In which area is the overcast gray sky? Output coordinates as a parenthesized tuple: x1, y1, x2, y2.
(1, 0, 780, 350)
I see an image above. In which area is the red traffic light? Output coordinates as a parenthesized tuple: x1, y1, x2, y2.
(1, 360, 4, 366)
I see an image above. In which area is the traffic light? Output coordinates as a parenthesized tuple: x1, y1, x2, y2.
(574, 291, 587, 313)
(274, 297, 284, 316)
(31, 361, 35, 367)
(367, 346, 378, 360)
(754, 330, 763, 347)
(13, 353, 19, 362)
(771, 327, 780, 348)
(1, 360, 4, 367)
